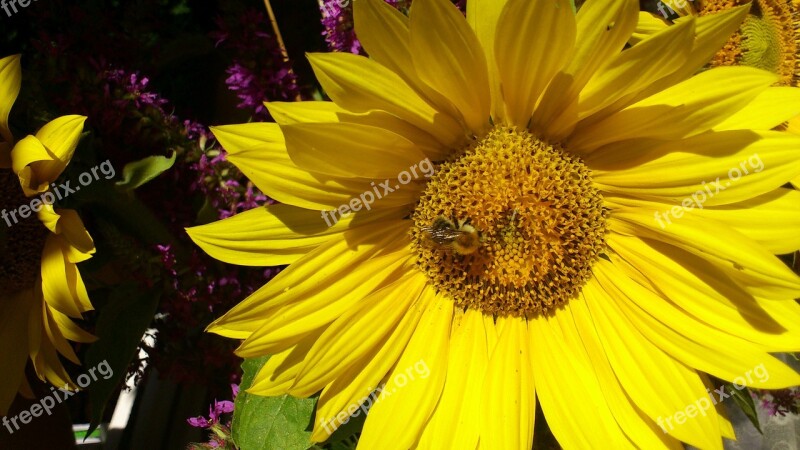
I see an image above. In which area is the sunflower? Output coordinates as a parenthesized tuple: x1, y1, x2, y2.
(637, 0, 800, 205)
(0, 54, 96, 415)
(188, 0, 800, 448)
(653, 0, 799, 85)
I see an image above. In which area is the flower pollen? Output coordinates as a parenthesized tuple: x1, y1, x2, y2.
(411, 127, 608, 318)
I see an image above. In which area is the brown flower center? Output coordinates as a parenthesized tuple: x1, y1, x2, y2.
(0, 169, 47, 294)
(411, 127, 608, 318)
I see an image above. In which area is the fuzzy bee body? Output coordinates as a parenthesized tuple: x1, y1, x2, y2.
(422, 216, 481, 255)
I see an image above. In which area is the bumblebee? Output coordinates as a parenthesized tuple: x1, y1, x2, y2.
(422, 216, 481, 255)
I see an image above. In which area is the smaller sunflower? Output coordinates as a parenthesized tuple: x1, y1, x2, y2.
(0, 54, 96, 415)
(645, 0, 799, 84)
(638, 1, 800, 188)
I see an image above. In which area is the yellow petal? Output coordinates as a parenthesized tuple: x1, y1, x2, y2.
(608, 232, 800, 351)
(311, 290, 431, 442)
(591, 130, 800, 206)
(699, 374, 736, 440)
(531, 0, 638, 140)
(630, 12, 669, 45)
(211, 123, 411, 210)
(670, 5, 748, 78)
(268, 98, 448, 159)
(530, 301, 636, 449)
(611, 210, 800, 299)
(35, 208, 92, 264)
(308, 52, 464, 147)
(714, 87, 800, 131)
(11, 135, 52, 196)
(42, 302, 80, 365)
(357, 293, 453, 450)
(494, 0, 575, 128)
(282, 122, 427, 178)
(40, 234, 93, 318)
(30, 328, 75, 390)
(53, 208, 95, 259)
(466, 0, 509, 120)
(288, 270, 428, 397)
(265, 101, 342, 125)
(237, 249, 411, 357)
(12, 116, 86, 194)
(686, 189, 800, 254)
(625, 6, 750, 104)
(409, 0, 491, 135)
(479, 317, 535, 450)
(583, 273, 723, 450)
(207, 220, 410, 339)
(34, 115, 86, 169)
(579, 17, 695, 121)
(187, 204, 404, 267)
(570, 67, 777, 152)
(595, 258, 800, 389)
(417, 308, 488, 450)
(339, 110, 449, 160)
(48, 307, 96, 344)
(0, 54, 21, 167)
(662, 0, 696, 16)
(37, 202, 60, 233)
(570, 298, 683, 450)
(353, 0, 413, 81)
(354, 0, 469, 136)
(247, 328, 324, 396)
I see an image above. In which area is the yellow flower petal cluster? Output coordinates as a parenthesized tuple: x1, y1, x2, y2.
(637, 0, 800, 188)
(188, 1, 800, 448)
(0, 54, 96, 415)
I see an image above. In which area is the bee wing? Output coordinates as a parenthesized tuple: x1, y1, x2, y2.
(424, 227, 463, 243)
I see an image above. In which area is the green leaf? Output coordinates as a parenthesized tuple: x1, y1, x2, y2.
(83, 285, 161, 435)
(233, 357, 318, 450)
(728, 384, 762, 434)
(115, 151, 176, 191)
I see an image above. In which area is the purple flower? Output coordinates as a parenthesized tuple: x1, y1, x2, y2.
(213, 9, 299, 120)
(187, 416, 210, 429)
(106, 69, 169, 109)
(209, 400, 235, 423)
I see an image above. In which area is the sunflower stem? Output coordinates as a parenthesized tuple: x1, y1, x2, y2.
(263, 0, 302, 101)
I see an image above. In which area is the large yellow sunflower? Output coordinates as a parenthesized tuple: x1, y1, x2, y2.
(0, 54, 96, 415)
(188, 0, 800, 448)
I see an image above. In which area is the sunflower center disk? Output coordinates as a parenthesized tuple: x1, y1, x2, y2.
(411, 127, 608, 318)
(0, 169, 47, 294)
